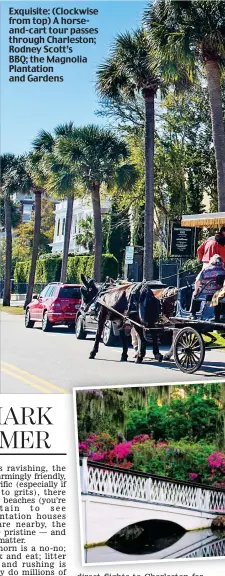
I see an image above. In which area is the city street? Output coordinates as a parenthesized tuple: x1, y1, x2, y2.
(1, 311, 225, 394)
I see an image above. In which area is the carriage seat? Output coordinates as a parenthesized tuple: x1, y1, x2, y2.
(191, 273, 225, 321)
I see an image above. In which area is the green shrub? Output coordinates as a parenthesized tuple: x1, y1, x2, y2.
(78, 431, 219, 485)
(35, 256, 62, 282)
(14, 261, 31, 284)
(126, 395, 219, 443)
(126, 409, 149, 439)
(14, 256, 62, 284)
(14, 254, 118, 285)
(181, 258, 201, 273)
(131, 439, 216, 482)
(100, 253, 118, 280)
(67, 255, 95, 282)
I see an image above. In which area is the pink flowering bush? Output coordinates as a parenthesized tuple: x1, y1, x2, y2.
(107, 442, 133, 464)
(207, 452, 225, 486)
(132, 434, 152, 444)
(79, 432, 225, 487)
(208, 452, 225, 471)
(79, 432, 115, 458)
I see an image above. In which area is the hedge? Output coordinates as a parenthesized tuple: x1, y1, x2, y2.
(14, 254, 118, 284)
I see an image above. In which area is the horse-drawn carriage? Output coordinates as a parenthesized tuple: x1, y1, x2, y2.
(76, 212, 225, 375)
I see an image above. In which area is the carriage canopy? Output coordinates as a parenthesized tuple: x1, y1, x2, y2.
(181, 212, 225, 228)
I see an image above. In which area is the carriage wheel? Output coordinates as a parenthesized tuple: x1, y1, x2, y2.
(173, 327, 205, 374)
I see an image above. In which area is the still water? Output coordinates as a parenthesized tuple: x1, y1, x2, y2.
(85, 521, 225, 564)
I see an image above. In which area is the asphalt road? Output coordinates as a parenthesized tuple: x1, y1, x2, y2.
(1, 311, 225, 394)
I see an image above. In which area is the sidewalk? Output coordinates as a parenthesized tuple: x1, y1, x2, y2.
(0, 299, 25, 307)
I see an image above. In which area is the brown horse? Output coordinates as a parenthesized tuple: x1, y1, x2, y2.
(80, 275, 165, 363)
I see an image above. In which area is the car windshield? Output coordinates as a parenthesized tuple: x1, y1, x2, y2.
(58, 287, 81, 299)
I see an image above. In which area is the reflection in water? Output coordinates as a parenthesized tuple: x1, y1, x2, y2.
(85, 523, 225, 564)
(108, 520, 185, 554)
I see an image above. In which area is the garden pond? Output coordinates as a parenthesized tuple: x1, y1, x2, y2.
(84, 520, 225, 563)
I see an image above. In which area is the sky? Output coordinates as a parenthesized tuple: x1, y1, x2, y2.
(1, 0, 146, 155)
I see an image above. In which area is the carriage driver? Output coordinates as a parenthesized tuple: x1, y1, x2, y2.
(189, 254, 225, 321)
(197, 226, 225, 266)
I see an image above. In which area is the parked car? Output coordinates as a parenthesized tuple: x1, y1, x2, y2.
(25, 283, 82, 331)
(75, 309, 129, 346)
(75, 280, 172, 346)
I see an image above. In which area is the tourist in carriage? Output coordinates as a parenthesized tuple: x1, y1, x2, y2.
(211, 278, 225, 320)
(189, 254, 225, 320)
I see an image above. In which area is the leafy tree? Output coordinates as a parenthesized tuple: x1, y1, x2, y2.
(153, 88, 207, 244)
(126, 391, 220, 443)
(40, 197, 55, 245)
(32, 123, 76, 284)
(107, 203, 130, 272)
(76, 216, 94, 253)
(97, 92, 145, 129)
(96, 29, 161, 280)
(13, 221, 51, 258)
(146, 0, 225, 211)
(0, 154, 31, 305)
(76, 215, 111, 256)
(76, 386, 153, 440)
(0, 198, 21, 229)
(24, 152, 45, 308)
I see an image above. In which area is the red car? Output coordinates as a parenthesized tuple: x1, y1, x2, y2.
(25, 283, 82, 332)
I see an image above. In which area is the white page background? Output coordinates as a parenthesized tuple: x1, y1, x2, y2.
(0, 394, 224, 575)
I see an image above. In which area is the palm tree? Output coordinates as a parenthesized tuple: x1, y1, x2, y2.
(24, 151, 45, 308)
(42, 152, 78, 282)
(76, 216, 94, 253)
(0, 154, 30, 306)
(145, 0, 225, 211)
(96, 29, 161, 280)
(56, 125, 130, 281)
(32, 123, 75, 283)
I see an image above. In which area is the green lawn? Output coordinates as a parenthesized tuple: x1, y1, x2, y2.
(0, 306, 24, 315)
(203, 332, 225, 349)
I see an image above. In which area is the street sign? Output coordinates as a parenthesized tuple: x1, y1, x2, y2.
(170, 225, 194, 257)
(125, 245, 134, 264)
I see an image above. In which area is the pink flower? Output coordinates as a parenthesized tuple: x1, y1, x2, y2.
(189, 472, 198, 481)
(79, 441, 89, 452)
(132, 434, 152, 444)
(208, 452, 225, 472)
(89, 451, 107, 461)
(109, 442, 133, 461)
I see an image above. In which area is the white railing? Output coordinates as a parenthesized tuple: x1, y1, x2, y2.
(185, 538, 225, 558)
(79, 456, 225, 514)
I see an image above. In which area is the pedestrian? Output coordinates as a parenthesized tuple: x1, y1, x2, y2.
(197, 226, 225, 265)
(131, 327, 138, 357)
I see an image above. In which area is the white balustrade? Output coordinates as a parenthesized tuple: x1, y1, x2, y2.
(79, 458, 225, 514)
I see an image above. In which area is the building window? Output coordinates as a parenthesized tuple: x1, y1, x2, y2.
(62, 218, 65, 236)
(57, 219, 60, 237)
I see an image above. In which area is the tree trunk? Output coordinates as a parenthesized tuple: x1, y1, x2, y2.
(205, 59, 225, 211)
(143, 91, 155, 280)
(60, 196, 74, 283)
(3, 194, 12, 306)
(91, 183, 102, 282)
(24, 190, 42, 308)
